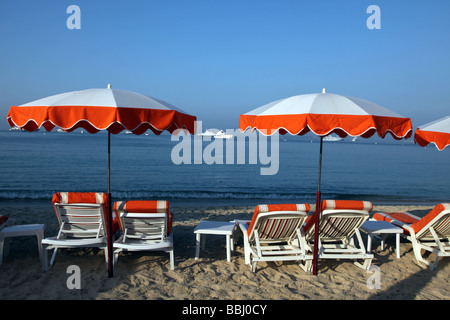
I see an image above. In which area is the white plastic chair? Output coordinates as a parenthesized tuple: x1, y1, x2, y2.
(238, 204, 312, 273)
(42, 192, 112, 268)
(302, 200, 373, 271)
(374, 203, 450, 269)
(113, 200, 174, 270)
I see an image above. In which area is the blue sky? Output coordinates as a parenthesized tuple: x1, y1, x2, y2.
(1, 0, 449, 131)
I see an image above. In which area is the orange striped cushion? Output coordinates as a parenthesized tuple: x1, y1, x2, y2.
(322, 200, 373, 212)
(113, 200, 173, 234)
(412, 203, 449, 234)
(247, 203, 310, 237)
(374, 203, 450, 234)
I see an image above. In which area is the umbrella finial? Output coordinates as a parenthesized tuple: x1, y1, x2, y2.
(107, 84, 112, 89)
(322, 88, 326, 93)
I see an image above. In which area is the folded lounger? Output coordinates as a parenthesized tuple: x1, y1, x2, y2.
(373, 203, 450, 269)
(238, 204, 312, 272)
(113, 200, 174, 270)
(42, 192, 119, 267)
(302, 200, 374, 271)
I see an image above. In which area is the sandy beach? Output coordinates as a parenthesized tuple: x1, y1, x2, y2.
(0, 202, 448, 302)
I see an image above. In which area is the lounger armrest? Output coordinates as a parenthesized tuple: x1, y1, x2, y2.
(239, 222, 249, 240)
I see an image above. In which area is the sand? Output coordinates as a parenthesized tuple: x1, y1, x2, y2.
(0, 202, 449, 302)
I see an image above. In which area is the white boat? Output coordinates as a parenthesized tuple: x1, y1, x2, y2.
(323, 134, 343, 142)
(198, 128, 233, 139)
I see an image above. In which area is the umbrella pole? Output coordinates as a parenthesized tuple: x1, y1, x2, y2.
(107, 131, 114, 278)
(312, 136, 323, 275)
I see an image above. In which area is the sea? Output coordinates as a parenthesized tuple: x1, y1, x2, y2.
(0, 129, 448, 208)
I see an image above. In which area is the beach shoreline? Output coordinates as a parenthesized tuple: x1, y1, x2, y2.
(0, 202, 448, 301)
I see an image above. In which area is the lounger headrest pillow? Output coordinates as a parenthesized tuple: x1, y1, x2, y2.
(52, 192, 107, 205)
(113, 200, 172, 234)
(255, 203, 310, 214)
(321, 200, 373, 212)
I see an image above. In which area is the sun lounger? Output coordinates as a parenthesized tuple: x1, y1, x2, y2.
(238, 204, 312, 272)
(302, 200, 373, 271)
(113, 200, 174, 270)
(41, 192, 118, 267)
(373, 203, 450, 269)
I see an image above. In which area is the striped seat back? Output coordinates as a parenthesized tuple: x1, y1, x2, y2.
(114, 200, 172, 242)
(414, 203, 450, 240)
(52, 192, 109, 238)
(304, 200, 372, 240)
(247, 204, 310, 243)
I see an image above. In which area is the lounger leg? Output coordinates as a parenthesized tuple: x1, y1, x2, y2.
(226, 234, 231, 262)
(104, 246, 108, 270)
(113, 249, 120, 265)
(195, 233, 201, 260)
(396, 234, 400, 259)
(251, 261, 257, 273)
(299, 259, 312, 273)
(367, 234, 373, 253)
(0, 234, 4, 265)
(169, 249, 175, 270)
(36, 229, 46, 272)
(50, 248, 58, 266)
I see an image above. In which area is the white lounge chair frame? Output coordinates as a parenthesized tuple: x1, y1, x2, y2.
(303, 209, 373, 271)
(113, 212, 174, 270)
(377, 209, 450, 270)
(41, 203, 108, 267)
(239, 211, 312, 273)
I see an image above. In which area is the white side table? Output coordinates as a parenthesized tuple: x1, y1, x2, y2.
(194, 221, 236, 262)
(0, 224, 47, 271)
(361, 220, 403, 258)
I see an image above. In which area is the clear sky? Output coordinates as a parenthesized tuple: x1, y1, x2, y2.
(1, 0, 449, 131)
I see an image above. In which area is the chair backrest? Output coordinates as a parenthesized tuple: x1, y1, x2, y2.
(113, 200, 172, 243)
(412, 203, 450, 240)
(247, 204, 310, 243)
(304, 200, 372, 241)
(52, 192, 109, 239)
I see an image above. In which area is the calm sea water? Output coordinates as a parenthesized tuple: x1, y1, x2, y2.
(0, 129, 448, 207)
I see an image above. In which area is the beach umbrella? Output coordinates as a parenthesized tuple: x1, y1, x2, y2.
(7, 84, 197, 277)
(240, 88, 412, 275)
(414, 116, 450, 151)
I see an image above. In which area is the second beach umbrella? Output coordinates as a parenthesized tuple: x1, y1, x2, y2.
(414, 116, 450, 151)
(240, 88, 412, 275)
(7, 84, 197, 277)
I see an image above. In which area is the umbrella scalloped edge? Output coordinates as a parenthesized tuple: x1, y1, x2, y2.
(414, 128, 450, 151)
(239, 114, 412, 140)
(7, 105, 197, 135)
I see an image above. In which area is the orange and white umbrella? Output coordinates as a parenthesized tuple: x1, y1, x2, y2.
(414, 116, 450, 151)
(7, 85, 197, 277)
(240, 88, 412, 274)
(7, 84, 196, 135)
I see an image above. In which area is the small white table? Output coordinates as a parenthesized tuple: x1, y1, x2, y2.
(361, 220, 403, 258)
(194, 221, 236, 262)
(0, 224, 47, 271)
